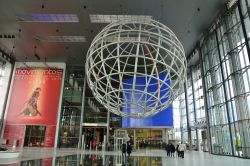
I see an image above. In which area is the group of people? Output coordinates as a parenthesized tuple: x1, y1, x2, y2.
(165, 143, 176, 157)
(122, 142, 132, 157)
(165, 143, 186, 158)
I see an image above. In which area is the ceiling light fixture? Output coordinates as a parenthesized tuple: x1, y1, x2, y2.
(89, 14, 152, 23)
(34, 46, 40, 60)
(34, 53, 40, 60)
(0, 33, 16, 39)
(34, 36, 86, 42)
(17, 14, 79, 22)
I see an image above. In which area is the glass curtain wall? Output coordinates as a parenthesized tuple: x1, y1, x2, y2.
(202, 29, 233, 156)
(168, 98, 181, 141)
(57, 65, 118, 149)
(200, 0, 250, 158)
(186, 71, 198, 150)
(192, 65, 206, 151)
(82, 86, 109, 150)
(0, 61, 5, 131)
(58, 65, 84, 148)
(0, 59, 12, 134)
(179, 89, 188, 144)
(181, 64, 206, 151)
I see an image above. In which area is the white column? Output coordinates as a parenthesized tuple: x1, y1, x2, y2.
(106, 110, 110, 144)
(54, 64, 66, 148)
(133, 129, 136, 150)
(78, 77, 86, 149)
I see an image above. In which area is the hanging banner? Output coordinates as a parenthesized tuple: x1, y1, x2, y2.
(5, 68, 63, 125)
(3, 68, 63, 147)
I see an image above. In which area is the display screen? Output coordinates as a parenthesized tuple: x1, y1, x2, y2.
(122, 74, 173, 128)
(122, 105, 173, 127)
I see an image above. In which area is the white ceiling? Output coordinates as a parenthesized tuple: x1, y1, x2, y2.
(0, 0, 227, 64)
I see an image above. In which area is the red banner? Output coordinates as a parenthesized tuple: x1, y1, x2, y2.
(6, 68, 63, 125)
(3, 124, 25, 147)
(4, 68, 63, 147)
(44, 126, 56, 147)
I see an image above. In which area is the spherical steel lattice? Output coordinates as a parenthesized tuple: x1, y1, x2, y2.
(86, 18, 186, 118)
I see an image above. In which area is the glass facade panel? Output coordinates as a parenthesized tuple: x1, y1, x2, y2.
(0, 60, 12, 134)
(180, 64, 206, 151)
(58, 66, 84, 148)
(186, 1, 250, 158)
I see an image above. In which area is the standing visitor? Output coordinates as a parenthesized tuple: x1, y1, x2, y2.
(165, 143, 171, 156)
(170, 143, 175, 157)
(127, 142, 132, 157)
(122, 143, 127, 157)
(92, 140, 97, 149)
(179, 143, 186, 158)
(176, 144, 180, 157)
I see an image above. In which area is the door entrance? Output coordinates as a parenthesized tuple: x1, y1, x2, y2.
(82, 127, 106, 150)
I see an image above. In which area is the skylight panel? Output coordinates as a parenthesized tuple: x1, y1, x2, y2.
(89, 14, 152, 23)
(17, 14, 79, 22)
(34, 36, 86, 42)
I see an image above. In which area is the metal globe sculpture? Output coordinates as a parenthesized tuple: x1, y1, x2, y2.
(86, 18, 186, 118)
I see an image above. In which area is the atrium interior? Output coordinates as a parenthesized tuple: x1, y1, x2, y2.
(1, 0, 250, 165)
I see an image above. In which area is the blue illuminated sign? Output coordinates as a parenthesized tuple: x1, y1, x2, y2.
(122, 74, 173, 128)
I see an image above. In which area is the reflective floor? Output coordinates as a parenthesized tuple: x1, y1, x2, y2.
(0, 149, 250, 166)
(18, 155, 162, 166)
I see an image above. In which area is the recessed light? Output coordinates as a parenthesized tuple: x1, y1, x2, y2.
(0, 33, 17, 39)
(34, 53, 40, 60)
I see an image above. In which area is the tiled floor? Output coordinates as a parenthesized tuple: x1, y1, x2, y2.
(1, 148, 250, 165)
